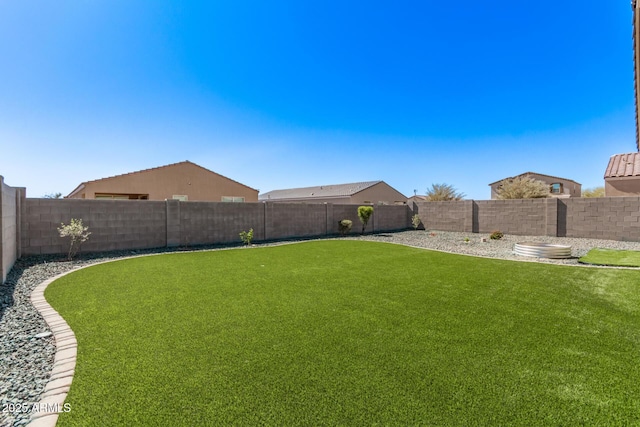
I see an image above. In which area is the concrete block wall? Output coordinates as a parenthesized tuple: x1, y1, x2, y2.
(180, 202, 265, 246)
(1, 177, 22, 284)
(415, 201, 473, 232)
(265, 203, 329, 240)
(21, 199, 167, 255)
(17, 199, 412, 256)
(474, 199, 548, 235)
(560, 197, 640, 241)
(7, 195, 640, 267)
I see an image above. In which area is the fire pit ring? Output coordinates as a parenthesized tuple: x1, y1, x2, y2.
(514, 242, 572, 259)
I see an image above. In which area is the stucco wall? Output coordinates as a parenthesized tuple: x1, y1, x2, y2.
(605, 178, 640, 197)
(68, 162, 258, 202)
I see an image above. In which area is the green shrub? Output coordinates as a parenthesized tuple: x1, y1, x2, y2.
(338, 219, 352, 236)
(490, 230, 504, 240)
(411, 214, 421, 230)
(357, 206, 374, 234)
(239, 228, 254, 245)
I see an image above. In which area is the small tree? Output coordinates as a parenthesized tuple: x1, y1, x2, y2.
(57, 218, 91, 260)
(425, 183, 465, 201)
(411, 214, 421, 230)
(239, 228, 254, 245)
(496, 177, 548, 199)
(357, 206, 374, 234)
(44, 192, 63, 199)
(582, 186, 605, 198)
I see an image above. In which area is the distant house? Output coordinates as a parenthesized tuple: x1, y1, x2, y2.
(604, 153, 640, 196)
(259, 181, 407, 205)
(407, 195, 428, 205)
(66, 161, 258, 202)
(488, 172, 582, 199)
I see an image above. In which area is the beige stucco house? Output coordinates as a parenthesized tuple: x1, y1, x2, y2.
(604, 153, 640, 196)
(66, 161, 258, 202)
(259, 181, 407, 205)
(489, 172, 582, 199)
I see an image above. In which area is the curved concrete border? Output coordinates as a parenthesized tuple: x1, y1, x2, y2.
(28, 271, 80, 427)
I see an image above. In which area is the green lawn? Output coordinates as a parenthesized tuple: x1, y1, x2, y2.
(579, 248, 640, 267)
(45, 241, 640, 426)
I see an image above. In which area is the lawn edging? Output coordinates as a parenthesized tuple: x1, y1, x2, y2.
(28, 269, 81, 427)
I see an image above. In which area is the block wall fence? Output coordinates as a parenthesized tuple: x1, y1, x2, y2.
(0, 177, 24, 284)
(2, 179, 640, 283)
(414, 197, 640, 241)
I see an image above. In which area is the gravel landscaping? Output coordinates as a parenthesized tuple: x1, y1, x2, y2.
(1, 230, 639, 426)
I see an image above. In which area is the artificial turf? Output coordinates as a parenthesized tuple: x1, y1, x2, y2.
(45, 240, 640, 426)
(579, 248, 640, 267)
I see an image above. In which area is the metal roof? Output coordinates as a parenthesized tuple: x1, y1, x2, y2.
(604, 152, 640, 178)
(259, 181, 383, 201)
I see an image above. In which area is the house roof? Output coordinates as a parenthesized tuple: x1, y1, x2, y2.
(66, 160, 257, 197)
(604, 153, 640, 178)
(634, 0, 640, 151)
(488, 172, 581, 186)
(259, 181, 383, 201)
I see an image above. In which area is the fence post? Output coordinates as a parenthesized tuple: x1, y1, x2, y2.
(545, 198, 559, 237)
(166, 200, 181, 247)
(464, 200, 474, 233)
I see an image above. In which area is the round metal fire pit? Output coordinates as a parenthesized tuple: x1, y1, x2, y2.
(514, 242, 572, 259)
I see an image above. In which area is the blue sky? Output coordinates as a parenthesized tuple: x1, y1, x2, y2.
(0, 1, 635, 199)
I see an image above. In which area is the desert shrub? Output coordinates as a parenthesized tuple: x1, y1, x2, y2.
(490, 230, 504, 240)
(338, 219, 352, 236)
(239, 228, 254, 245)
(357, 206, 374, 234)
(57, 218, 91, 260)
(411, 214, 421, 230)
(425, 183, 465, 201)
(496, 177, 548, 199)
(582, 187, 605, 198)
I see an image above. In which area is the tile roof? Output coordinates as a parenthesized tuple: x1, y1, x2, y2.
(259, 181, 383, 200)
(604, 153, 640, 178)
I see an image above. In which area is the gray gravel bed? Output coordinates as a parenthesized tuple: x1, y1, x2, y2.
(1, 231, 638, 426)
(353, 230, 640, 266)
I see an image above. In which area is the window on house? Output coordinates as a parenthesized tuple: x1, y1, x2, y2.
(221, 196, 245, 202)
(172, 195, 188, 201)
(95, 193, 149, 200)
(550, 183, 563, 194)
